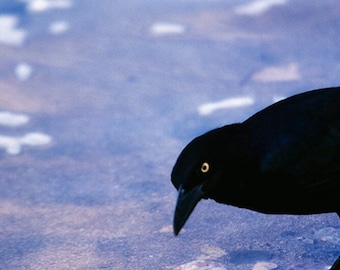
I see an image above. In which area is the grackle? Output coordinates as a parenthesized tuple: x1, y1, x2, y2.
(171, 87, 340, 269)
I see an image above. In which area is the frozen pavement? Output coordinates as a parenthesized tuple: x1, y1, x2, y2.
(0, 0, 339, 269)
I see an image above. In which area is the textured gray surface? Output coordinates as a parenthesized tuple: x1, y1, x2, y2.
(0, 0, 339, 269)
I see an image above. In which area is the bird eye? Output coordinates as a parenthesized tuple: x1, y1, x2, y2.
(201, 162, 210, 173)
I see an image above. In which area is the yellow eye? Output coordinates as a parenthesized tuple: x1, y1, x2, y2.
(201, 162, 210, 173)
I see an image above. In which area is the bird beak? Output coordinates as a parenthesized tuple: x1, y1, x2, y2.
(173, 184, 205, 236)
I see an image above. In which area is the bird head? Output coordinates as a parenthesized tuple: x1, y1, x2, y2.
(171, 127, 235, 235)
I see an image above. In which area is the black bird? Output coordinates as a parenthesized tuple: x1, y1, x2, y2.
(171, 87, 340, 268)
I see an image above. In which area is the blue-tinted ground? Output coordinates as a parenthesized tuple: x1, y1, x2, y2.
(0, 0, 339, 269)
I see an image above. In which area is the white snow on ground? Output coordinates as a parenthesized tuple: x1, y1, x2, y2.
(252, 63, 300, 82)
(198, 96, 255, 116)
(0, 15, 27, 46)
(0, 133, 52, 155)
(0, 111, 30, 127)
(23, 0, 73, 13)
(0, 111, 52, 155)
(49, 20, 69, 35)
(253, 262, 278, 270)
(234, 0, 288, 16)
(150, 22, 186, 36)
(15, 62, 33, 81)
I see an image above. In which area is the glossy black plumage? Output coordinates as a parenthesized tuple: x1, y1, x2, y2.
(172, 87, 340, 240)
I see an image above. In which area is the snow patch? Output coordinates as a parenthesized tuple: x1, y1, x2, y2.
(253, 261, 278, 270)
(0, 111, 29, 127)
(272, 95, 286, 103)
(0, 132, 51, 155)
(252, 63, 300, 82)
(174, 260, 226, 270)
(15, 62, 33, 81)
(0, 111, 52, 155)
(235, 0, 288, 16)
(150, 22, 186, 36)
(0, 15, 27, 47)
(198, 96, 255, 116)
(49, 20, 69, 35)
(24, 0, 73, 13)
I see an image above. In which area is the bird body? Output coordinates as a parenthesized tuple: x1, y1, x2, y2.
(172, 87, 340, 236)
